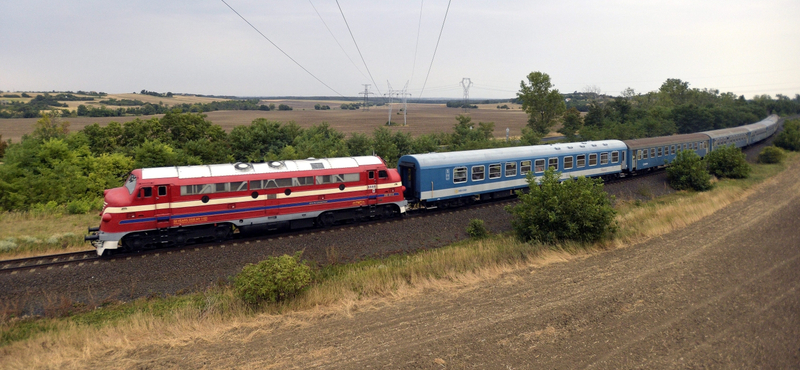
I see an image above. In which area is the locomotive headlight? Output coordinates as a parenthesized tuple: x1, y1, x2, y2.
(102, 213, 112, 222)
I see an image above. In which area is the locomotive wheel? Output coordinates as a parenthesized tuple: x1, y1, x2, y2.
(381, 206, 395, 219)
(214, 225, 232, 242)
(318, 212, 335, 227)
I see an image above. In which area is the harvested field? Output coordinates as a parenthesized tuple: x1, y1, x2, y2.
(0, 100, 537, 142)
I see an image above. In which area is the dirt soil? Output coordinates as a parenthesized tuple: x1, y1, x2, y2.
(94, 159, 800, 368)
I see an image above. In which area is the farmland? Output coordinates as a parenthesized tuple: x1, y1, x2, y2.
(0, 98, 537, 143)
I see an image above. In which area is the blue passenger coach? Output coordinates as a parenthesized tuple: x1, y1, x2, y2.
(398, 140, 627, 208)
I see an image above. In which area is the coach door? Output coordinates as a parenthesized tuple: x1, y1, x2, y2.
(154, 185, 171, 228)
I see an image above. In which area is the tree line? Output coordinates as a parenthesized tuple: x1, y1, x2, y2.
(0, 110, 504, 212)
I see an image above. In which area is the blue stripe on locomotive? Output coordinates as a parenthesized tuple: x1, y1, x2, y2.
(398, 140, 628, 203)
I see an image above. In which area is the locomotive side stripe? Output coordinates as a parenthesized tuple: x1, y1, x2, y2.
(118, 193, 400, 225)
(105, 182, 403, 215)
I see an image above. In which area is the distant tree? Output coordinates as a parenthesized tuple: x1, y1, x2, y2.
(659, 78, 691, 105)
(517, 71, 566, 135)
(774, 119, 800, 151)
(32, 111, 70, 141)
(0, 134, 7, 158)
(558, 107, 583, 141)
(278, 104, 292, 111)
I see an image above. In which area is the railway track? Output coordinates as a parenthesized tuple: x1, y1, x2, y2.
(0, 250, 101, 274)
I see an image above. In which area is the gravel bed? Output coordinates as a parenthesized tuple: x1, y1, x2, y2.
(0, 119, 789, 316)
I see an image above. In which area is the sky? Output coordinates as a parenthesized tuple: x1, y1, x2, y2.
(1, 0, 799, 100)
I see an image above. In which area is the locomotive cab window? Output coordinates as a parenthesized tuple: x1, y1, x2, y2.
(489, 164, 502, 179)
(158, 186, 167, 197)
(125, 175, 138, 195)
(472, 165, 485, 181)
(505, 162, 517, 177)
(563, 156, 573, 170)
(139, 187, 152, 198)
(453, 167, 467, 184)
(520, 160, 531, 175)
(378, 170, 388, 179)
(589, 153, 598, 166)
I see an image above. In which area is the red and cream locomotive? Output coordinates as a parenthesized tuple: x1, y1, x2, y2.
(85, 156, 407, 255)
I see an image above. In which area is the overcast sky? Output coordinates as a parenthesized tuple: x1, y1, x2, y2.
(2, 0, 798, 100)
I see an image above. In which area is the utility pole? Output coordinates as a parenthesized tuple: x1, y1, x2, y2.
(460, 78, 473, 113)
(359, 84, 373, 111)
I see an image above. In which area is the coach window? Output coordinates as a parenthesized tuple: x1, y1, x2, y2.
(694, 142, 698, 150)
(489, 164, 502, 179)
(589, 153, 598, 166)
(563, 156, 574, 170)
(472, 165, 485, 181)
(664, 146, 669, 155)
(642, 149, 648, 159)
(520, 160, 531, 175)
(636, 150, 642, 160)
(534, 159, 546, 173)
(453, 167, 467, 184)
(657, 147, 662, 157)
(505, 162, 517, 177)
(576, 154, 586, 168)
(548, 158, 558, 171)
(611, 151, 619, 163)
(600, 152, 609, 165)
(671, 145, 676, 155)
(650, 148, 656, 158)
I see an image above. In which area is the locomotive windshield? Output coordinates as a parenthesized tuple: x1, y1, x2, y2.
(124, 174, 137, 195)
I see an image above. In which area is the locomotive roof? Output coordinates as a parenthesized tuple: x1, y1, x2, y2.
(140, 156, 384, 180)
(623, 133, 710, 150)
(399, 140, 627, 168)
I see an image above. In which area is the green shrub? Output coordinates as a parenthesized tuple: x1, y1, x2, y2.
(757, 146, 785, 164)
(466, 219, 489, 239)
(233, 251, 312, 305)
(667, 150, 712, 191)
(506, 168, 617, 245)
(774, 119, 800, 152)
(705, 144, 750, 179)
(66, 199, 92, 214)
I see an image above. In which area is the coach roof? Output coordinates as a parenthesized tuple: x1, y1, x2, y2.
(141, 156, 385, 180)
(399, 140, 627, 168)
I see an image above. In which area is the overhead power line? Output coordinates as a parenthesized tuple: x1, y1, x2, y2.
(335, 0, 384, 98)
(308, 0, 368, 80)
(417, 0, 452, 99)
(409, 0, 424, 84)
(219, 0, 344, 96)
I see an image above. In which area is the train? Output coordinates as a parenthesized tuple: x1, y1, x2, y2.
(85, 114, 779, 255)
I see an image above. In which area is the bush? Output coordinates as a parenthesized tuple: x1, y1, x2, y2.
(233, 251, 311, 305)
(667, 150, 712, 191)
(66, 199, 92, 214)
(506, 168, 617, 244)
(757, 146, 785, 164)
(466, 219, 489, 239)
(774, 119, 800, 151)
(705, 144, 750, 179)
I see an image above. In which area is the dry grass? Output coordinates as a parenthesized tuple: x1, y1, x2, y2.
(2, 154, 794, 369)
(0, 212, 98, 259)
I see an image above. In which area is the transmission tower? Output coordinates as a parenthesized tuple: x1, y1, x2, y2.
(359, 84, 373, 111)
(384, 81, 411, 126)
(460, 78, 473, 112)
